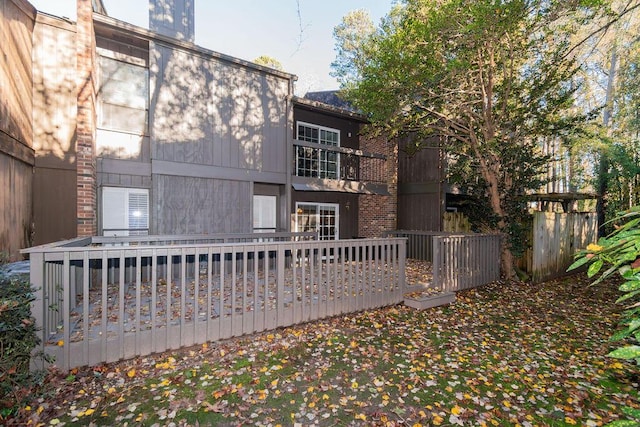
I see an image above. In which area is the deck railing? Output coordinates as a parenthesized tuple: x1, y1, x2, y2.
(23, 233, 406, 370)
(384, 230, 501, 292)
(293, 140, 387, 184)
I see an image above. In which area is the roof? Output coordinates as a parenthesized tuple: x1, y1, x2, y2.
(294, 93, 368, 123)
(304, 91, 356, 111)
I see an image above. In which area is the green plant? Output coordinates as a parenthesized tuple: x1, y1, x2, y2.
(0, 275, 40, 419)
(569, 205, 640, 426)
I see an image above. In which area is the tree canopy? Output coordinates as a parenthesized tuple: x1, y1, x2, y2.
(333, 0, 611, 276)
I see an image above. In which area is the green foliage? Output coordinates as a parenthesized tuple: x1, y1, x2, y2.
(569, 205, 640, 426)
(252, 55, 284, 71)
(0, 275, 40, 417)
(333, 0, 604, 274)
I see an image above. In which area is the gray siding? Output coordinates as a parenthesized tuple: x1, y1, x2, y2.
(31, 14, 78, 246)
(0, 0, 35, 258)
(153, 175, 251, 234)
(397, 136, 443, 231)
(149, 42, 290, 177)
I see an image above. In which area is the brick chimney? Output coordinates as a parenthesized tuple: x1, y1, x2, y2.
(76, 0, 97, 236)
(149, 0, 195, 42)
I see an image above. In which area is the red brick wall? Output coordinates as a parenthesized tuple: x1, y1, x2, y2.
(358, 130, 398, 237)
(76, 0, 96, 236)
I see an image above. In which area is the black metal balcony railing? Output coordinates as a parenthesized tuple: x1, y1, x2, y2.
(293, 140, 387, 184)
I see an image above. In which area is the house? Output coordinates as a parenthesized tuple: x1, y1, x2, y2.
(1, 0, 409, 261)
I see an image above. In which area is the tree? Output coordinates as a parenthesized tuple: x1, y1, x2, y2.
(334, 0, 598, 277)
(253, 55, 284, 71)
(330, 9, 376, 85)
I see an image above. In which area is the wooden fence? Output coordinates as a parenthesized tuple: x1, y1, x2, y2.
(520, 212, 598, 282)
(384, 230, 501, 292)
(23, 233, 406, 370)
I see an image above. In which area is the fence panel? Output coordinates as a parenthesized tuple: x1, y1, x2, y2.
(386, 230, 501, 291)
(24, 234, 406, 371)
(529, 212, 598, 282)
(433, 234, 501, 292)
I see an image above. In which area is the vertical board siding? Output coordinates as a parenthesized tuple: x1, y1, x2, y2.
(150, 44, 289, 174)
(27, 235, 406, 371)
(0, 154, 32, 259)
(529, 212, 598, 283)
(1, 0, 34, 147)
(153, 175, 251, 235)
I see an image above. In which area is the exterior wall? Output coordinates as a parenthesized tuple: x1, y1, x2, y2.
(291, 190, 359, 239)
(293, 105, 361, 150)
(292, 101, 368, 239)
(153, 175, 251, 234)
(150, 0, 194, 42)
(396, 136, 443, 231)
(150, 42, 290, 176)
(0, 0, 35, 259)
(358, 133, 398, 237)
(32, 13, 78, 245)
(76, 0, 97, 236)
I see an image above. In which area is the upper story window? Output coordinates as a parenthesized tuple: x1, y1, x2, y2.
(296, 122, 340, 179)
(98, 56, 148, 135)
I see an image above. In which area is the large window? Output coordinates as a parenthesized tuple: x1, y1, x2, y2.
(98, 56, 148, 134)
(296, 122, 340, 179)
(102, 187, 149, 236)
(295, 202, 338, 240)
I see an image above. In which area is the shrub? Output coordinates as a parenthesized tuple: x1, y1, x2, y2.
(569, 205, 640, 426)
(0, 274, 40, 418)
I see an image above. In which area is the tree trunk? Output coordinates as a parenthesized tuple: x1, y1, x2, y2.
(597, 45, 617, 237)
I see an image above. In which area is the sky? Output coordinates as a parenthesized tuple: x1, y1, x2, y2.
(28, 0, 395, 94)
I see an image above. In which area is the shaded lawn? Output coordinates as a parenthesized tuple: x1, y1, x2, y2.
(17, 274, 640, 426)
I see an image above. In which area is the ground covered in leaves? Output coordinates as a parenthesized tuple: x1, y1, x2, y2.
(12, 274, 640, 426)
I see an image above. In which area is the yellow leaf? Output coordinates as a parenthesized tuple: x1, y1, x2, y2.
(451, 405, 462, 415)
(127, 369, 136, 378)
(350, 340, 358, 348)
(355, 413, 367, 421)
(57, 340, 64, 347)
(565, 416, 577, 425)
(116, 396, 125, 404)
(502, 400, 511, 408)
(587, 243, 603, 252)
(84, 408, 95, 416)
(432, 415, 444, 425)
(308, 402, 316, 408)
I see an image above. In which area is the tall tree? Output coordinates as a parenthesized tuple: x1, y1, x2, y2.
(330, 9, 376, 84)
(333, 0, 600, 277)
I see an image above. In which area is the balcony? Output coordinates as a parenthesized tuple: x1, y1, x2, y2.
(292, 140, 388, 195)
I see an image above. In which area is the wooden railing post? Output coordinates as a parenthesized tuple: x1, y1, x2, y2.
(398, 238, 406, 296)
(29, 252, 45, 371)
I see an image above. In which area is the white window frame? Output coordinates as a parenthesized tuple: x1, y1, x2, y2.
(253, 195, 277, 233)
(294, 202, 339, 240)
(295, 121, 340, 179)
(101, 187, 149, 236)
